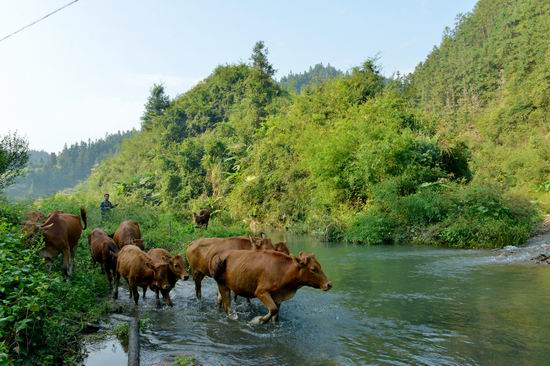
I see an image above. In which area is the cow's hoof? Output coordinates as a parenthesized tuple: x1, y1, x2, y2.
(228, 311, 239, 321)
(249, 316, 263, 324)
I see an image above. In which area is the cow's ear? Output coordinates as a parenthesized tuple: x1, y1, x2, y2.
(295, 251, 308, 267)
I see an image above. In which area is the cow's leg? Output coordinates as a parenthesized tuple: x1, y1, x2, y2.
(217, 284, 232, 315)
(62, 247, 72, 277)
(113, 272, 120, 299)
(130, 282, 139, 305)
(106, 269, 113, 290)
(69, 245, 77, 275)
(161, 289, 173, 307)
(142, 286, 147, 299)
(254, 292, 278, 324)
(125, 278, 133, 299)
(193, 271, 205, 300)
(272, 302, 281, 322)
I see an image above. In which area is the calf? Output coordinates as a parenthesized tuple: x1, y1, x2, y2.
(26, 208, 87, 276)
(113, 220, 144, 250)
(186, 235, 275, 300)
(142, 248, 189, 306)
(114, 245, 170, 305)
(210, 250, 332, 323)
(88, 228, 119, 288)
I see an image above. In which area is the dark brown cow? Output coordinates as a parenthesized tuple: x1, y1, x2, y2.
(142, 248, 189, 306)
(114, 245, 171, 305)
(210, 250, 332, 323)
(193, 208, 211, 229)
(186, 235, 276, 300)
(29, 208, 87, 276)
(88, 228, 119, 288)
(113, 220, 144, 250)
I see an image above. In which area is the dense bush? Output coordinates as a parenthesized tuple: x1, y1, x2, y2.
(343, 183, 538, 248)
(0, 203, 110, 364)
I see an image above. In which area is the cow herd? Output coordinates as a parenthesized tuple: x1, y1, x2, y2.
(23, 208, 332, 324)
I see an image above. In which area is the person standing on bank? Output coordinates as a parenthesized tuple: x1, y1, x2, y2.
(100, 193, 117, 220)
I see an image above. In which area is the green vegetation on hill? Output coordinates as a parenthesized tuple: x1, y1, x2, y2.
(6, 130, 135, 201)
(79, 11, 544, 249)
(409, 0, 550, 208)
(279, 63, 344, 93)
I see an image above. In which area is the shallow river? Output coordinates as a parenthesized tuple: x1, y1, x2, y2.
(85, 234, 550, 365)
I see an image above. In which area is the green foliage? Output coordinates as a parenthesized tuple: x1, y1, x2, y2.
(409, 0, 550, 206)
(0, 132, 29, 191)
(112, 322, 128, 339)
(173, 355, 197, 366)
(0, 202, 110, 365)
(141, 83, 171, 130)
(343, 183, 538, 248)
(279, 63, 344, 93)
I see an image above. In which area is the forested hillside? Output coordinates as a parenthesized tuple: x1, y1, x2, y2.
(76, 0, 548, 248)
(409, 0, 550, 205)
(279, 63, 344, 93)
(7, 130, 135, 200)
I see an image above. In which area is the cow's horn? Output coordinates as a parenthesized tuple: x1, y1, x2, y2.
(41, 223, 54, 230)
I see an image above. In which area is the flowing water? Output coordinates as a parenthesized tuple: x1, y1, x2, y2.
(85, 234, 550, 365)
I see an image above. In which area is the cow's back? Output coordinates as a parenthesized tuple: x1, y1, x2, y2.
(114, 220, 142, 248)
(187, 237, 253, 275)
(117, 246, 152, 282)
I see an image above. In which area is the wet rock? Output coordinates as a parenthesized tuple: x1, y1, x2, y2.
(531, 253, 550, 264)
(82, 322, 101, 334)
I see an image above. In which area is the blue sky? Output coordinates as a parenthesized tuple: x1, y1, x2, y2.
(0, 0, 477, 152)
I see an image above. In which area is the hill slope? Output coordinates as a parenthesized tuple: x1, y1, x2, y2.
(409, 0, 550, 205)
(7, 130, 135, 200)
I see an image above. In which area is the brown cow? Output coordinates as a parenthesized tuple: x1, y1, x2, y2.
(27, 208, 87, 276)
(186, 235, 276, 300)
(193, 208, 211, 229)
(113, 220, 144, 250)
(210, 250, 332, 323)
(142, 248, 189, 306)
(114, 245, 171, 305)
(88, 228, 119, 288)
(273, 241, 290, 255)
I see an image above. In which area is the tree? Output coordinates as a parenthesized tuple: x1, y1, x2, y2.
(0, 132, 29, 190)
(250, 41, 275, 77)
(141, 83, 171, 130)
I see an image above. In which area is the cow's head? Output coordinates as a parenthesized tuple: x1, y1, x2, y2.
(132, 239, 145, 250)
(274, 241, 290, 255)
(294, 251, 332, 291)
(153, 263, 172, 290)
(169, 254, 189, 281)
(250, 235, 274, 251)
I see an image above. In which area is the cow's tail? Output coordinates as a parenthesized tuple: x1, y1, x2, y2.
(209, 254, 227, 281)
(80, 207, 87, 230)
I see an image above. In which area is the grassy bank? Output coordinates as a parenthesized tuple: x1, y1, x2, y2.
(0, 196, 246, 365)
